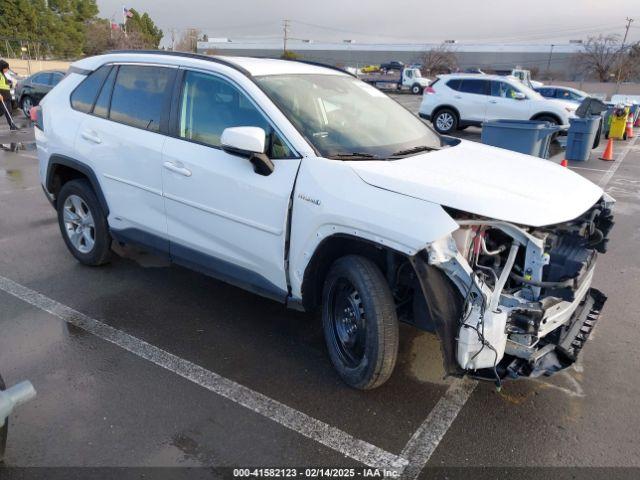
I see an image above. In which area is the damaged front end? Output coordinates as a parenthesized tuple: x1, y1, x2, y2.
(411, 195, 614, 384)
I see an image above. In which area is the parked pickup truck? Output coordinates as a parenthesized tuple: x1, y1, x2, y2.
(36, 52, 613, 390)
(359, 67, 430, 94)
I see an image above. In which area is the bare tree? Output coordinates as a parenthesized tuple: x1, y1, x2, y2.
(420, 43, 458, 76)
(174, 28, 201, 53)
(619, 41, 640, 82)
(576, 35, 623, 82)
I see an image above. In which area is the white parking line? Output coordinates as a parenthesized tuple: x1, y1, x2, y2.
(569, 166, 610, 172)
(399, 377, 477, 480)
(599, 136, 637, 188)
(0, 275, 408, 470)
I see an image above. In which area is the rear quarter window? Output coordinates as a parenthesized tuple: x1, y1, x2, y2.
(446, 79, 461, 91)
(70, 66, 112, 113)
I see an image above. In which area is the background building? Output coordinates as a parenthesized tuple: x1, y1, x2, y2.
(197, 39, 585, 79)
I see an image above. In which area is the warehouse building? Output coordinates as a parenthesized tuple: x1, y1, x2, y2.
(197, 39, 585, 79)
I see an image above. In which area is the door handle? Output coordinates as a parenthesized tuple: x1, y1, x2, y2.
(454, 95, 462, 99)
(163, 161, 192, 177)
(81, 130, 102, 144)
(489, 100, 498, 104)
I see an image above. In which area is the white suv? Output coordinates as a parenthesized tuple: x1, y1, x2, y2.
(420, 74, 577, 134)
(36, 52, 613, 390)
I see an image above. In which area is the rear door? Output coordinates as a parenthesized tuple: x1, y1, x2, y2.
(486, 80, 530, 120)
(74, 64, 176, 247)
(455, 79, 490, 122)
(161, 69, 300, 300)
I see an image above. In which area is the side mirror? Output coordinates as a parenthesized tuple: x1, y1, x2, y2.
(513, 92, 526, 100)
(221, 126, 274, 176)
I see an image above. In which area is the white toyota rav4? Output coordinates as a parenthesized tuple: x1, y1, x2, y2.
(36, 52, 614, 389)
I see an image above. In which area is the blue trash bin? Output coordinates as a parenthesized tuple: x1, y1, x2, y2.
(481, 120, 561, 159)
(565, 116, 601, 161)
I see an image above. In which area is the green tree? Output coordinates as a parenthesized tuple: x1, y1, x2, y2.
(125, 8, 163, 49)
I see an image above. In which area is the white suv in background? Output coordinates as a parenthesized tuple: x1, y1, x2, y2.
(419, 74, 577, 134)
(35, 52, 612, 390)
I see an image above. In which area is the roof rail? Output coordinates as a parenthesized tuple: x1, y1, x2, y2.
(105, 50, 252, 77)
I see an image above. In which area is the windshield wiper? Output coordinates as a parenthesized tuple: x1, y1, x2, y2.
(329, 152, 379, 160)
(389, 145, 441, 158)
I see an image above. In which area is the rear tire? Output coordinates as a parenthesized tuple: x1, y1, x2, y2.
(20, 96, 33, 118)
(432, 108, 458, 134)
(321, 255, 399, 390)
(57, 179, 111, 266)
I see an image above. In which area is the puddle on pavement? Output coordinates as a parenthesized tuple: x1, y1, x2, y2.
(406, 331, 451, 385)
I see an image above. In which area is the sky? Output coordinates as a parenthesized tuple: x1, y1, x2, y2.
(97, 0, 640, 46)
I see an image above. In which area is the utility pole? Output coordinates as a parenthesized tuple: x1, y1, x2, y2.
(546, 44, 554, 78)
(283, 19, 290, 55)
(615, 17, 634, 94)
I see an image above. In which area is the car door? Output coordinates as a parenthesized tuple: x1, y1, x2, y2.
(486, 80, 530, 120)
(162, 69, 301, 301)
(74, 64, 177, 248)
(455, 79, 490, 122)
(22, 73, 48, 104)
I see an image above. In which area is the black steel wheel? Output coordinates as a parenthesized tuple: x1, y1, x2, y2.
(322, 255, 399, 390)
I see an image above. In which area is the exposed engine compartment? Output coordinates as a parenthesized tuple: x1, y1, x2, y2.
(415, 195, 614, 385)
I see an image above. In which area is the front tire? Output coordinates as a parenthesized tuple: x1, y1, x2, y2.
(321, 255, 399, 390)
(411, 83, 423, 95)
(432, 108, 458, 134)
(57, 179, 111, 266)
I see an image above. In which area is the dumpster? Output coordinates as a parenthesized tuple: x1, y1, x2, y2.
(565, 116, 601, 161)
(481, 120, 561, 159)
(607, 105, 629, 140)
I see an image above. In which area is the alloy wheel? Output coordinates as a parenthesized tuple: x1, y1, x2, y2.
(63, 194, 96, 254)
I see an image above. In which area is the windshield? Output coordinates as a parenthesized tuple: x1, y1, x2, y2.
(256, 74, 441, 159)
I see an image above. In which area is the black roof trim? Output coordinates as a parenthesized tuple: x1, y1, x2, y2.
(105, 50, 252, 77)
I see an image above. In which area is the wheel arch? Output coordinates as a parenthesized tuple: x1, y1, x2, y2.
(530, 111, 562, 124)
(432, 104, 461, 120)
(300, 234, 407, 312)
(46, 155, 109, 215)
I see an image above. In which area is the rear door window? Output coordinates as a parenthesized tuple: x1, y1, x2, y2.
(70, 65, 112, 114)
(109, 65, 175, 133)
(32, 73, 51, 85)
(458, 79, 489, 95)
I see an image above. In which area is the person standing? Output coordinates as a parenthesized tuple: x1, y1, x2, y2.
(0, 60, 18, 130)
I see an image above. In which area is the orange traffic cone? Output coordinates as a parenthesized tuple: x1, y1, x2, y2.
(626, 119, 634, 139)
(600, 138, 615, 161)
(560, 159, 568, 167)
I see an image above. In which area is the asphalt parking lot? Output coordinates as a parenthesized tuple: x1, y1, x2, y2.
(1, 100, 640, 477)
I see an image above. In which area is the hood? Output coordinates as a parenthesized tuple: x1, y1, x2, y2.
(348, 140, 603, 227)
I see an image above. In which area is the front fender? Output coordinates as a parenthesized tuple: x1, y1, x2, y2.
(288, 156, 459, 299)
